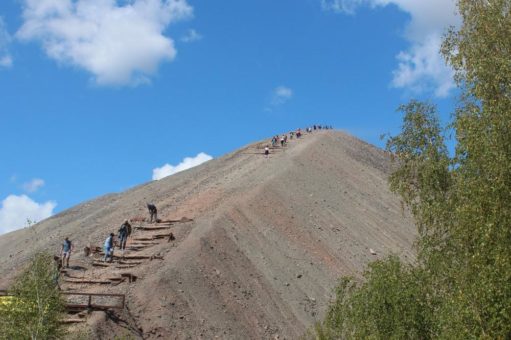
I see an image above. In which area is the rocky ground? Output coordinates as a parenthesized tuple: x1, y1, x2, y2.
(0, 130, 416, 339)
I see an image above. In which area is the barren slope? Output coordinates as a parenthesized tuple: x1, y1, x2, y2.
(0, 130, 416, 339)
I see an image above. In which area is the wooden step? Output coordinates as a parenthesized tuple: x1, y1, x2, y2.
(126, 246, 150, 251)
(116, 264, 138, 269)
(119, 260, 143, 265)
(60, 318, 86, 324)
(135, 226, 172, 231)
(132, 237, 155, 241)
(132, 233, 173, 241)
(147, 217, 193, 225)
(64, 279, 111, 284)
(168, 217, 194, 223)
(121, 254, 163, 260)
(106, 277, 124, 281)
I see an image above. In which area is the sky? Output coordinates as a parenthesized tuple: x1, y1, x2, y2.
(0, 0, 460, 234)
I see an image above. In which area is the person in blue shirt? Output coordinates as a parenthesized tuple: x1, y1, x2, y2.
(60, 237, 73, 268)
(103, 233, 115, 262)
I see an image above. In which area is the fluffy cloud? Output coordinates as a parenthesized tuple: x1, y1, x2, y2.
(181, 29, 202, 43)
(0, 18, 12, 68)
(272, 86, 293, 105)
(22, 178, 45, 193)
(322, 0, 459, 97)
(17, 0, 193, 85)
(321, 0, 369, 14)
(152, 152, 213, 180)
(392, 34, 454, 97)
(0, 56, 12, 67)
(0, 194, 56, 234)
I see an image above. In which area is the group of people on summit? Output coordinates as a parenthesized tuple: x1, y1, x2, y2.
(264, 124, 333, 158)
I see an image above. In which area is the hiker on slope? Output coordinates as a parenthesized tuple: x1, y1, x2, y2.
(147, 203, 158, 223)
(264, 145, 270, 158)
(103, 233, 115, 262)
(118, 220, 132, 251)
(60, 237, 73, 268)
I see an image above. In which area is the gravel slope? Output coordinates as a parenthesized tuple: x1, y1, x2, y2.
(0, 130, 416, 339)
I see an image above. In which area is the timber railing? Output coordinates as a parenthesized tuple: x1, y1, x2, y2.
(61, 292, 125, 311)
(0, 289, 125, 311)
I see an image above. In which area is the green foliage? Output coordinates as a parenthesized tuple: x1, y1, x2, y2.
(313, 0, 511, 338)
(385, 101, 452, 256)
(0, 253, 66, 340)
(66, 328, 95, 340)
(312, 258, 434, 340)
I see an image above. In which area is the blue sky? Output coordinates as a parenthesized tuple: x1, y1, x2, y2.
(0, 0, 459, 234)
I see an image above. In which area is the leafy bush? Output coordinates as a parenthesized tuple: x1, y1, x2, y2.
(313, 257, 434, 340)
(0, 253, 66, 340)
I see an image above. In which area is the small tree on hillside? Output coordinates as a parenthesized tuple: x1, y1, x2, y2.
(0, 253, 66, 340)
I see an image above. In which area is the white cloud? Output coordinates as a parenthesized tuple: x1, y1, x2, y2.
(322, 0, 459, 97)
(0, 194, 56, 234)
(321, 0, 368, 14)
(0, 55, 12, 67)
(17, 0, 193, 85)
(0, 17, 12, 68)
(272, 86, 293, 105)
(181, 28, 202, 43)
(152, 152, 213, 180)
(22, 178, 45, 193)
(392, 34, 454, 97)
